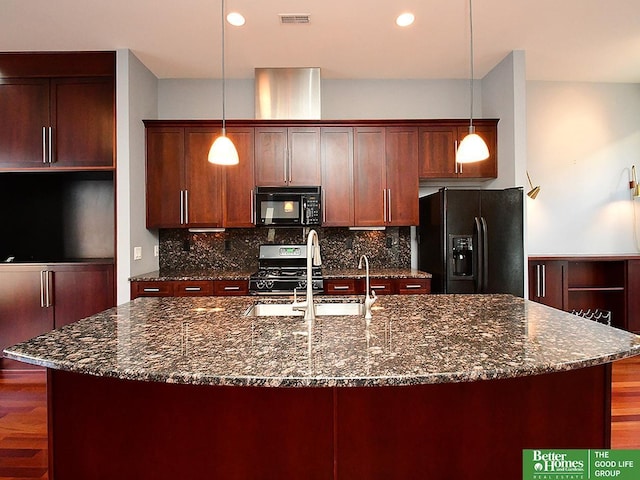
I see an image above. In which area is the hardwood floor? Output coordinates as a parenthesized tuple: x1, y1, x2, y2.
(0, 370, 47, 480)
(611, 354, 640, 448)
(0, 356, 638, 479)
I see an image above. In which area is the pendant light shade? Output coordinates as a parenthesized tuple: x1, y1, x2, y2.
(457, 128, 489, 163)
(208, 0, 239, 166)
(456, 0, 489, 164)
(208, 128, 239, 165)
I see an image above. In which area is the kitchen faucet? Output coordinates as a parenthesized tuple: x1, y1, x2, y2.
(358, 254, 377, 319)
(292, 229, 322, 321)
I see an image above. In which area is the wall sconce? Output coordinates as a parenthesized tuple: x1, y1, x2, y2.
(526, 171, 541, 199)
(630, 166, 640, 198)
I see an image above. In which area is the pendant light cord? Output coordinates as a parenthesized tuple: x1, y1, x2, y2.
(468, 0, 475, 130)
(221, 0, 227, 134)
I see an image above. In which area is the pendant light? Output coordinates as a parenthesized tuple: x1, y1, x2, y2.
(208, 0, 239, 166)
(456, 0, 489, 164)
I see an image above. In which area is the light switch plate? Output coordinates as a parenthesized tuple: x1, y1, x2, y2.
(133, 246, 142, 260)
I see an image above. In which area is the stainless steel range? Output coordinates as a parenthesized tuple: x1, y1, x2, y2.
(249, 244, 324, 295)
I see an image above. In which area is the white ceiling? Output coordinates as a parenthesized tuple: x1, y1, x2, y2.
(2, 0, 639, 83)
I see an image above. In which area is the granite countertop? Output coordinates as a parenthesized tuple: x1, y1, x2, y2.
(130, 268, 430, 282)
(5, 294, 639, 387)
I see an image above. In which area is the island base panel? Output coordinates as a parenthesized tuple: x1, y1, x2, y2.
(48, 365, 611, 480)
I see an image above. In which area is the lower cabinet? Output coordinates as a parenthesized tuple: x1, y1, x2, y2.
(130, 279, 249, 300)
(324, 278, 431, 295)
(0, 262, 114, 368)
(528, 256, 640, 333)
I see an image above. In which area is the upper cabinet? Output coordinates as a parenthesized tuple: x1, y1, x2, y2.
(418, 120, 498, 180)
(321, 127, 354, 227)
(224, 127, 255, 228)
(255, 127, 321, 186)
(353, 126, 419, 226)
(145, 123, 255, 229)
(0, 52, 115, 171)
(146, 126, 224, 229)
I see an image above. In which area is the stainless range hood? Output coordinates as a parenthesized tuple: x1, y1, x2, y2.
(255, 67, 321, 119)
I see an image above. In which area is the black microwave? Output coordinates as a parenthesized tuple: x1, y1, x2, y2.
(254, 186, 322, 227)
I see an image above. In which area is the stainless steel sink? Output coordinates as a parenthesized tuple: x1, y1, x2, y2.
(244, 302, 365, 317)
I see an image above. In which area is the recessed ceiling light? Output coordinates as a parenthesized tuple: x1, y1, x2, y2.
(396, 12, 415, 27)
(227, 12, 245, 26)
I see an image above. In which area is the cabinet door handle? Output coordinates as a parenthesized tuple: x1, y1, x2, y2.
(454, 140, 459, 174)
(333, 285, 350, 291)
(283, 149, 288, 183)
(184, 190, 189, 224)
(383, 189, 387, 222)
(42, 127, 48, 164)
(541, 264, 546, 298)
(250, 189, 254, 224)
(184, 287, 202, 292)
(388, 189, 392, 223)
(143, 287, 161, 293)
(180, 191, 184, 225)
(223, 286, 241, 291)
(40, 270, 47, 307)
(40, 270, 52, 308)
(48, 127, 53, 164)
(535, 265, 541, 298)
(322, 188, 326, 223)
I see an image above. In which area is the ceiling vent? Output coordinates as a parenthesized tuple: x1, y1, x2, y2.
(279, 14, 310, 25)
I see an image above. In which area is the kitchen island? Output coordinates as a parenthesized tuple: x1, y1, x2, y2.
(5, 294, 640, 479)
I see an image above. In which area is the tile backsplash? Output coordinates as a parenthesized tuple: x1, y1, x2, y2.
(159, 227, 411, 271)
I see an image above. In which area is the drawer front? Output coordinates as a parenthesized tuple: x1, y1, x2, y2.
(174, 281, 214, 296)
(396, 279, 431, 295)
(214, 280, 249, 296)
(132, 281, 173, 298)
(367, 278, 395, 295)
(324, 279, 357, 295)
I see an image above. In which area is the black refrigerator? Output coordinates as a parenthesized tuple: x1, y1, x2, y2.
(418, 187, 524, 296)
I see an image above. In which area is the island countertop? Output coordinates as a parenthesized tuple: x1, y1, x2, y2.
(5, 294, 639, 387)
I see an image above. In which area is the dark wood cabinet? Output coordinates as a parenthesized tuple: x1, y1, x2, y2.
(528, 260, 567, 310)
(418, 121, 498, 180)
(353, 126, 419, 226)
(224, 127, 255, 227)
(130, 279, 249, 299)
(529, 256, 640, 332)
(146, 126, 224, 228)
(0, 52, 115, 170)
(1, 263, 114, 368)
(627, 260, 640, 333)
(0, 266, 53, 368)
(324, 277, 431, 295)
(146, 124, 253, 229)
(184, 128, 224, 227)
(354, 127, 386, 226)
(385, 127, 419, 226)
(321, 127, 354, 226)
(255, 127, 320, 186)
(146, 127, 184, 228)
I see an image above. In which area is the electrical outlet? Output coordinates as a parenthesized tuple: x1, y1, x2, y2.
(154, 245, 159, 257)
(224, 240, 231, 251)
(133, 246, 142, 260)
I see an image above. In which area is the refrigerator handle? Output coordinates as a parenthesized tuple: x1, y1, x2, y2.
(480, 216, 489, 293)
(473, 217, 483, 293)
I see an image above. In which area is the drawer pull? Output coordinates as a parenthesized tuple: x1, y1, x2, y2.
(332, 285, 350, 291)
(224, 286, 241, 291)
(372, 285, 387, 290)
(184, 287, 202, 292)
(143, 288, 160, 293)
(404, 284, 423, 289)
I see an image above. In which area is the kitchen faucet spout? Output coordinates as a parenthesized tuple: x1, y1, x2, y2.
(358, 254, 377, 319)
(292, 229, 321, 321)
